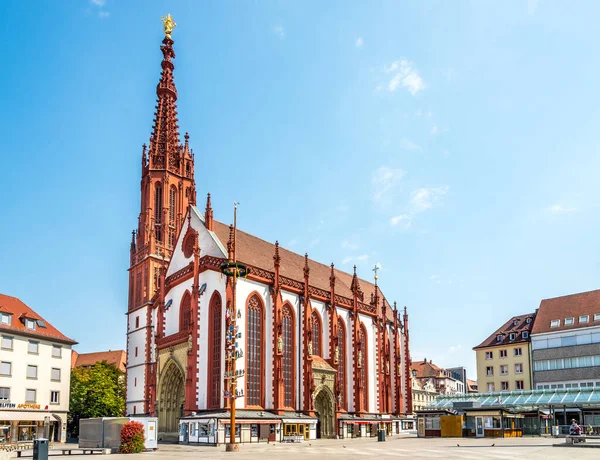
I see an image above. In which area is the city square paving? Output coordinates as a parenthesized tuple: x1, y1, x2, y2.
(103, 436, 598, 460)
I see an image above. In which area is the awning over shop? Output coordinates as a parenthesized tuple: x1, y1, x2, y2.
(0, 411, 51, 421)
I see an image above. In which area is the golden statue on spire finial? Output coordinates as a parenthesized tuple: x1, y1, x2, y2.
(161, 14, 177, 39)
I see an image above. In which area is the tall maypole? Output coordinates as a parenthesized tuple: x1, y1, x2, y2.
(221, 201, 249, 452)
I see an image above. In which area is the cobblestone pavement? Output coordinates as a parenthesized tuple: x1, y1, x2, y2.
(102, 436, 599, 460)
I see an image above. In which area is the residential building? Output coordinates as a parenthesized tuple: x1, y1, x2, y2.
(126, 20, 413, 442)
(0, 294, 77, 443)
(473, 313, 536, 393)
(72, 350, 126, 373)
(531, 289, 600, 391)
(466, 379, 478, 393)
(411, 359, 465, 395)
(411, 378, 437, 413)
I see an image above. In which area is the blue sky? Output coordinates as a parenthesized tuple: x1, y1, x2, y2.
(2, 0, 600, 379)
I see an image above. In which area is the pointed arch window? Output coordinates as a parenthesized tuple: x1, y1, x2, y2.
(311, 311, 322, 357)
(154, 182, 163, 242)
(359, 326, 368, 411)
(282, 303, 295, 408)
(208, 292, 222, 409)
(180, 291, 192, 332)
(246, 294, 264, 407)
(337, 319, 346, 410)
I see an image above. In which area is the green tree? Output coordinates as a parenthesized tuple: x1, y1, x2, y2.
(68, 361, 126, 437)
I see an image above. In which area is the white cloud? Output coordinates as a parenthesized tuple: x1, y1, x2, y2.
(410, 187, 448, 212)
(430, 126, 438, 135)
(371, 166, 406, 203)
(389, 214, 412, 228)
(355, 37, 364, 48)
(399, 137, 421, 151)
(385, 59, 426, 96)
(90, 0, 105, 5)
(342, 254, 369, 265)
(430, 274, 440, 280)
(273, 25, 285, 38)
(548, 204, 576, 214)
(341, 239, 359, 250)
(98, 11, 110, 18)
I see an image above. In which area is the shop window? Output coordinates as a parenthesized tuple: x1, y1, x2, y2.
(225, 424, 240, 437)
(28, 341, 39, 354)
(198, 424, 209, 436)
(251, 424, 258, 437)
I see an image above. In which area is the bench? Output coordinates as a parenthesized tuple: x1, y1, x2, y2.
(16, 448, 110, 457)
(565, 435, 600, 445)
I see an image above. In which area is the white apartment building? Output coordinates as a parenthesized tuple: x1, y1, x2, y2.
(0, 294, 76, 443)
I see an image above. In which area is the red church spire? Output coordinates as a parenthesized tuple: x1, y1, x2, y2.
(148, 34, 182, 173)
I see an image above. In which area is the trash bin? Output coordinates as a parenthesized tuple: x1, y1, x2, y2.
(551, 426, 559, 437)
(33, 438, 49, 460)
(377, 429, 386, 442)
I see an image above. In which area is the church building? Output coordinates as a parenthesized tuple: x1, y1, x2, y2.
(125, 18, 413, 443)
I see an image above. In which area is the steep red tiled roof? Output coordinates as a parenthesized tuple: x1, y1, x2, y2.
(0, 293, 77, 345)
(466, 379, 478, 391)
(532, 289, 600, 335)
(212, 220, 394, 319)
(411, 360, 445, 378)
(473, 313, 535, 349)
(74, 350, 126, 372)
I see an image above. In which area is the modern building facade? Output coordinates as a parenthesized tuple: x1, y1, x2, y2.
(125, 19, 413, 442)
(0, 294, 76, 443)
(473, 313, 536, 393)
(531, 289, 600, 390)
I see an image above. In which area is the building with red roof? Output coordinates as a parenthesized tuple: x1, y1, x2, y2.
(0, 293, 77, 444)
(124, 19, 413, 443)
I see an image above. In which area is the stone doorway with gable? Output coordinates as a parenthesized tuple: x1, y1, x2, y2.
(312, 356, 337, 439)
(157, 349, 187, 441)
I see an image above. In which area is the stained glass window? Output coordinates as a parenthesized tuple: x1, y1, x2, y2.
(360, 326, 368, 411)
(209, 292, 222, 408)
(311, 311, 321, 356)
(283, 304, 294, 408)
(337, 319, 346, 409)
(247, 294, 263, 407)
(180, 292, 191, 331)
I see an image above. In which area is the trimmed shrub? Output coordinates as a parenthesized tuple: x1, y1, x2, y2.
(119, 421, 145, 454)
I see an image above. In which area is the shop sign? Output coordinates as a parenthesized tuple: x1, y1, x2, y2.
(0, 402, 42, 409)
(17, 404, 41, 409)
